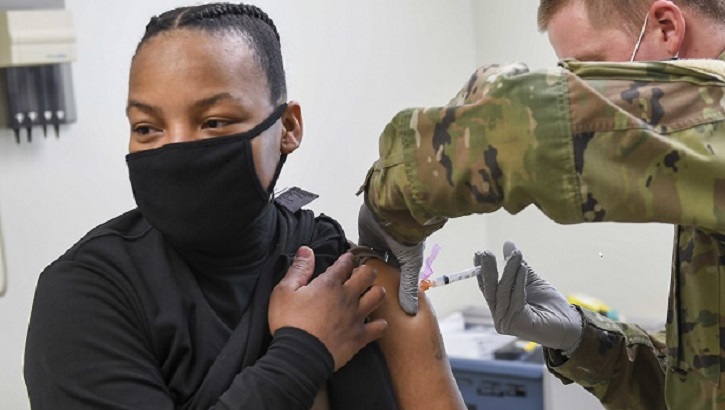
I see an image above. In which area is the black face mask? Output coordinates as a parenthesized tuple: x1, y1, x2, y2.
(126, 103, 288, 257)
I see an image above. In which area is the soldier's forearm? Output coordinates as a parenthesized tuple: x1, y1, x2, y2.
(544, 309, 667, 410)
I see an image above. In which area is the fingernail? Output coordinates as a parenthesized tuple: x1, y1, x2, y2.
(295, 246, 312, 260)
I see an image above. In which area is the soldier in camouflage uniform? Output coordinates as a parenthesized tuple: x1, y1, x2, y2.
(357, 0, 725, 409)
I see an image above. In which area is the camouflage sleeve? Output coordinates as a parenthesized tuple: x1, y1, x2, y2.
(360, 62, 577, 244)
(361, 60, 725, 244)
(544, 308, 667, 410)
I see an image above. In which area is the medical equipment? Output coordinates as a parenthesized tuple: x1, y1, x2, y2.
(420, 266, 481, 291)
(0, 8, 76, 142)
(419, 246, 507, 291)
(568, 293, 621, 321)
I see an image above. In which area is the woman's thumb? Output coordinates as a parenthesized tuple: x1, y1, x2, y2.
(279, 246, 316, 289)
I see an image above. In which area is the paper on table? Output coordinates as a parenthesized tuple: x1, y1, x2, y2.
(438, 310, 517, 360)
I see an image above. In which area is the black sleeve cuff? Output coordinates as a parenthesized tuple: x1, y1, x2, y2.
(268, 326, 335, 387)
(216, 327, 334, 410)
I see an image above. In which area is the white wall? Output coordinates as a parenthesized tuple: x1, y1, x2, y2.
(0, 1, 675, 408)
(0, 1, 478, 408)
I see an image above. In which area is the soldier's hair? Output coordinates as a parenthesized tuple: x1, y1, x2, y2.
(537, 0, 725, 35)
(134, 2, 286, 104)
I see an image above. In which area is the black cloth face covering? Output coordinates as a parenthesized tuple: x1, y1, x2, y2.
(126, 103, 289, 257)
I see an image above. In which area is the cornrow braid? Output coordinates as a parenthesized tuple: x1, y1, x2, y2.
(135, 2, 286, 104)
(188, 3, 280, 42)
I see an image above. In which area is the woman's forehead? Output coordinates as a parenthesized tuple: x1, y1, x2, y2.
(129, 29, 268, 97)
(131, 30, 258, 80)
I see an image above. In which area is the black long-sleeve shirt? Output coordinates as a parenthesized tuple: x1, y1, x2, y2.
(24, 207, 397, 409)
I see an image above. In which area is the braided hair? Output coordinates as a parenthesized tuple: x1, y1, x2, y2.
(136, 3, 286, 104)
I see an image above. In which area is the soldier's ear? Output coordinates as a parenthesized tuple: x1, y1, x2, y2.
(650, 0, 686, 58)
(280, 101, 302, 155)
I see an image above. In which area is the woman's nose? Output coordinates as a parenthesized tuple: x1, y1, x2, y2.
(165, 125, 199, 144)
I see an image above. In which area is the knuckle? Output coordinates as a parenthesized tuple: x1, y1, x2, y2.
(352, 264, 373, 278)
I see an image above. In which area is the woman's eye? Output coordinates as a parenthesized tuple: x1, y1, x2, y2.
(133, 126, 153, 135)
(202, 119, 228, 129)
(131, 124, 162, 142)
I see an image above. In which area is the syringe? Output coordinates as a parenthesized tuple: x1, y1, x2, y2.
(419, 256, 510, 291)
(420, 266, 480, 291)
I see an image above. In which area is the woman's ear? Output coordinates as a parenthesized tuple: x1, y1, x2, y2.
(280, 101, 302, 154)
(650, 0, 686, 58)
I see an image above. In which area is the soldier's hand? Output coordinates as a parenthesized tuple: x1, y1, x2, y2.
(358, 203, 424, 316)
(269, 247, 388, 371)
(476, 241, 584, 355)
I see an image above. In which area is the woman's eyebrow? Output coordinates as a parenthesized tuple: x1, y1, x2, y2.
(126, 99, 162, 117)
(193, 93, 242, 110)
(126, 93, 243, 117)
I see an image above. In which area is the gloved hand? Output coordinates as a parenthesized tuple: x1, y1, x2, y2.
(476, 241, 584, 355)
(357, 203, 424, 315)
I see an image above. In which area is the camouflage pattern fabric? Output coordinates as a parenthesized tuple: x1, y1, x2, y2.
(544, 308, 668, 410)
(360, 54, 725, 408)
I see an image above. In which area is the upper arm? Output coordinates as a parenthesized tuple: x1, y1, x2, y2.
(25, 261, 173, 410)
(365, 258, 465, 410)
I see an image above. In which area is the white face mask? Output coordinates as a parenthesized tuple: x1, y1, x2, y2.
(630, 11, 681, 62)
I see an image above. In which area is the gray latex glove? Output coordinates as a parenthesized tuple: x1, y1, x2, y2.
(357, 203, 424, 315)
(476, 241, 584, 355)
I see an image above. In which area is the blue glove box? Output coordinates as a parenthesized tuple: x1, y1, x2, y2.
(449, 357, 544, 410)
